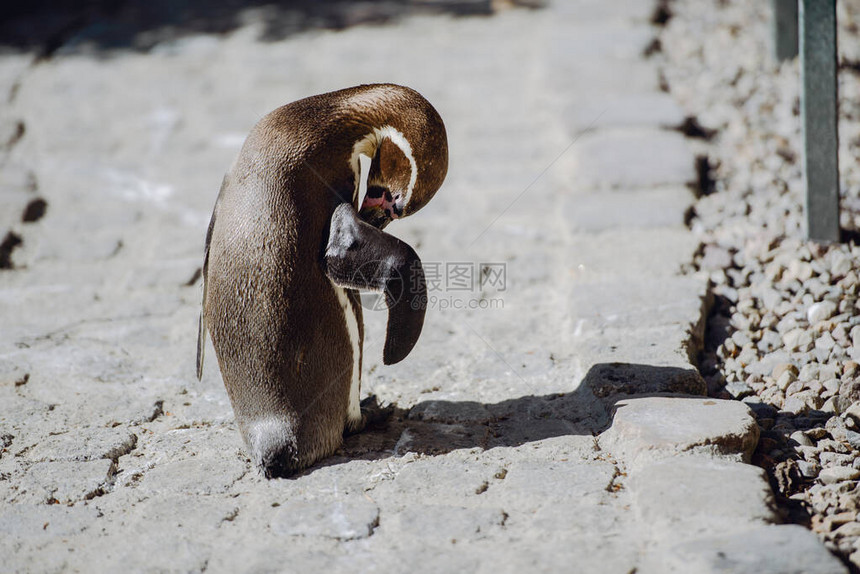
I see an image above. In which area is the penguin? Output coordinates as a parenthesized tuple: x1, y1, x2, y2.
(196, 84, 448, 478)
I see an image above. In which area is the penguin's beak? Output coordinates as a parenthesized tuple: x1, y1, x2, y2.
(359, 204, 392, 230)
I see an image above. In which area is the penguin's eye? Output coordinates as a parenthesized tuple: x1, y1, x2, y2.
(366, 186, 385, 199)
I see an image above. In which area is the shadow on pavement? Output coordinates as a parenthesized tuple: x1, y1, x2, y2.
(329, 362, 706, 468)
(0, 0, 502, 57)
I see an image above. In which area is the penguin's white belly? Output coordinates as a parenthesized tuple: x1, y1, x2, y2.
(332, 284, 362, 425)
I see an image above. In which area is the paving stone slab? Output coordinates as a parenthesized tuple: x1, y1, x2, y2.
(564, 228, 702, 281)
(549, 22, 656, 61)
(483, 394, 610, 441)
(408, 400, 495, 425)
(467, 535, 639, 574)
(599, 396, 760, 468)
(572, 326, 701, 371)
(136, 454, 248, 496)
(25, 427, 137, 463)
(206, 541, 365, 574)
(565, 185, 695, 231)
(568, 276, 708, 334)
(641, 524, 850, 574)
(580, 362, 707, 400)
(0, 504, 100, 573)
(548, 0, 658, 22)
(565, 92, 687, 133)
(369, 453, 514, 507)
(630, 457, 779, 542)
(0, 503, 99, 544)
(547, 59, 663, 98)
(270, 498, 380, 540)
(378, 505, 507, 542)
(17, 459, 115, 504)
(65, 494, 236, 573)
(565, 129, 697, 190)
(483, 459, 617, 507)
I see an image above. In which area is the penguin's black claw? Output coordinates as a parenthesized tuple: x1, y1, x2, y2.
(361, 395, 395, 429)
(360, 395, 380, 409)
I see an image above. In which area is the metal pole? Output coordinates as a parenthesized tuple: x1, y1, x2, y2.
(772, 0, 799, 60)
(800, 0, 840, 243)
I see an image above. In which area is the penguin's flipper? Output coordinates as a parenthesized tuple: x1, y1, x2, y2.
(325, 203, 426, 365)
(196, 199, 218, 380)
(196, 311, 206, 380)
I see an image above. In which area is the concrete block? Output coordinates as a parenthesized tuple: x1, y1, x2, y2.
(0, 504, 100, 573)
(373, 455, 506, 503)
(642, 524, 849, 574)
(137, 454, 247, 496)
(550, 23, 656, 61)
(379, 505, 507, 542)
(565, 129, 697, 190)
(0, 503, 99, 543)
(631, 457, 779, 541)
(565, 92, 686, 133)
(64, 495, 233, 573)
(568, 276, 708, 334)
(581, 363, 707, 401)
(26, 427, 137, 463)
(565, 186, 695, 231)
(565, 228, 702, 280)
(548, 0, 658, 23)
(599, 397, 760, 468)
(20, 459, 115, 504)
(573, 326, 701, 372)
(270, 498, 379, 540)
(548, 60, 662, 97)
(408, 400, 494, 424)
(486, 459, 617, 507)
(485, 395, 611, 443)
(469, 534, 638, 574)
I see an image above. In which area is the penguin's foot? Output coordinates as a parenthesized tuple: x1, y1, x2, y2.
(362, 395, 395, 428)
(344, 395, 394, 436)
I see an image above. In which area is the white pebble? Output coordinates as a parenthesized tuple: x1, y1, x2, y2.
(790, 430, 814, 447)
(819, 466, 860, 485)
(807, 301, 837, 324)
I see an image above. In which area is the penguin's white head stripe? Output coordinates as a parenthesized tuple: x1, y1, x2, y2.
(355, 153, 371, 205)
(349, 125, 418, 209)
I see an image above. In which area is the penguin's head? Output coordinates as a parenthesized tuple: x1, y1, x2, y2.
(356, 119, 447, 229)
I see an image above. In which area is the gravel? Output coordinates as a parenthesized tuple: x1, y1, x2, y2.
(658, 0, 860, 568)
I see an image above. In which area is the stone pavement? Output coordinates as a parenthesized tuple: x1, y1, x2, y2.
(0, 1, 848, 572)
